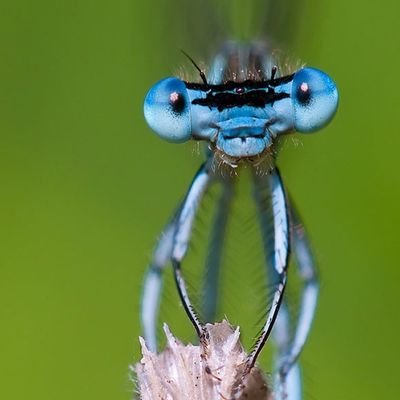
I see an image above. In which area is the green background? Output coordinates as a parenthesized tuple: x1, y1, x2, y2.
(1, 1, 399, 399)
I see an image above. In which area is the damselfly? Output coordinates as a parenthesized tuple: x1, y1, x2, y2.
(141, 35, 338, 399)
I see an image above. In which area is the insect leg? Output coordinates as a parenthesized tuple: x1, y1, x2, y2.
(141, 215, 179, 352)
(172, 163, 213, 337)
(248, 168, 290, 369)
(202, 180, 234, 322)
(255, 188, 318, 398)
(253, 171, 299, 398)
(272, 303, 302, 400)
(276, 203, 319, 383)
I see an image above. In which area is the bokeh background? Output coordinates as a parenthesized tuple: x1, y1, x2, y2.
(1, 0, 399, 399)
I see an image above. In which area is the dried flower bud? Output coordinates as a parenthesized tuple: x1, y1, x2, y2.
(134, 320, 271, 400)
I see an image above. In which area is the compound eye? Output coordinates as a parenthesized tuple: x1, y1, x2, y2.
(292, 67, 338, 132)
(144, 77, 191, 143)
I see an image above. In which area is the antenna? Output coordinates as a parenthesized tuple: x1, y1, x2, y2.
(181, 50, 208, 86)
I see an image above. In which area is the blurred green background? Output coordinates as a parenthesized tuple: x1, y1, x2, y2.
(1, 0, 399, 399)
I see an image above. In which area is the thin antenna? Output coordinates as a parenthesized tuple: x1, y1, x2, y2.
(181, 50, 208, 86)
(270, 66, 278, 81)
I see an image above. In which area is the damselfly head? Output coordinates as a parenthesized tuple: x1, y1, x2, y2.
(144, 43, 338, 167)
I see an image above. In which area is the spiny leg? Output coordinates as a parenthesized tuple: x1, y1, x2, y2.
(277, 201, 319, 379)
(254, 182, 319, 399)
(272, 205, 319, 400)
(171, 162, 213, 338)
(202, 180, 234, 322)
(141, 216, 179, 352)
(253, 171, 298, 399)
(247, 168, 290, 370)
(272, 304, 302, 400)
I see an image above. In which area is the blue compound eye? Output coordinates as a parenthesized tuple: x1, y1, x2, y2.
(144, 77, 191, 143)
(292, 67, 338, 132)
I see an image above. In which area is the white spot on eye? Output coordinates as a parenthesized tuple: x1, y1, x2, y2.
(300, 82, 309, 93)
(170, 92, 179, 103)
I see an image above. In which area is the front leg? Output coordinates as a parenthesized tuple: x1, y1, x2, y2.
(171, 162, 213, 338)
(248, 168, 290, 370)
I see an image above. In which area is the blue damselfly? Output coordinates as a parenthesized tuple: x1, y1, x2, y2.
(140, 5, 338, 399)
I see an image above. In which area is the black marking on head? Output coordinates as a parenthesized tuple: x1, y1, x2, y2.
(185, 73, 294, 111)
(192, 90, 290, 111)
